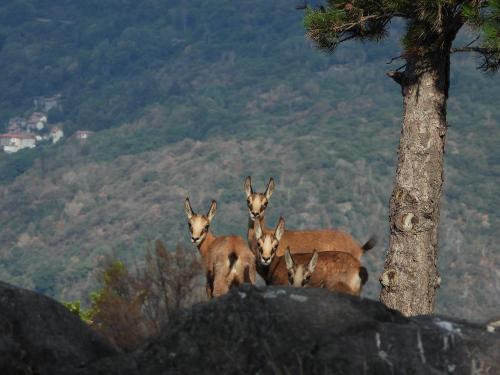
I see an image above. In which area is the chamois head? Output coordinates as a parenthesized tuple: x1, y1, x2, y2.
(184, 197, 217, 246)
(244, 176, 274, 221)
(285, 249, 318, 287)
(254, 216, 284, 266)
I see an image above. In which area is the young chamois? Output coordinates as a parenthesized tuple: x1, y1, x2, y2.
(282, 249, 368, 296)
(262, 245, 366, 295)
(244, 176, 376, 266)
(184, 197, 256, 298)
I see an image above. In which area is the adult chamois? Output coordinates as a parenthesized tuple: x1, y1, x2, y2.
(184, 198, 256, 298)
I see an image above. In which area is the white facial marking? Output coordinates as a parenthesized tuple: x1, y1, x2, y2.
(258, 234, 276, 265)
(247, 194, 268, 220)
(291, 265, 305, 287)
(188, 215, 210, 245)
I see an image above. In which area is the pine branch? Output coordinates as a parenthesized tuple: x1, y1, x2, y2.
(304, 2, 409, 51)
(451, 46, 493, 53)
(451, 45, 500, 71)
(386, 54, 405, 64)
(461, 0, 500, 70)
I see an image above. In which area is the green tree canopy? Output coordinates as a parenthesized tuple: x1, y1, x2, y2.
(305, 0, 500, 71)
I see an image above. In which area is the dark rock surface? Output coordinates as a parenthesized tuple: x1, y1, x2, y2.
(80, 285, 499, 375)
(0, 281, 117, 375)
(1, 280, 498, 374)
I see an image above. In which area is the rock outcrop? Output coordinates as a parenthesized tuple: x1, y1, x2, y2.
(0, 281, 498, 374)
(82, 285, 499, 374)
(0, 281, 116, 375)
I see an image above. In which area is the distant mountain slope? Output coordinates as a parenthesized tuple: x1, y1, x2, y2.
(0, 1, 498, 321)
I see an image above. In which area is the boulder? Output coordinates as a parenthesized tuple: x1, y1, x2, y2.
(0, 281, 117, 375)
(81, 285, 500, 374)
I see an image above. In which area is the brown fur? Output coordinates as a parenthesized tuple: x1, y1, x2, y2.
(265, 250, 366, 296)
(244, 176, 376, 264)
(185, 198, 256, 298)
(253, 216, 376, 270)
(207, 236, 257, 298)
(277, 228, 367, 260)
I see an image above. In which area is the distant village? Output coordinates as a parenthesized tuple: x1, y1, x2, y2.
(0, 94, 93, 153)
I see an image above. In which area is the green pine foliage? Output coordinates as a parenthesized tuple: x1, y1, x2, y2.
(305, 1, 500, 69)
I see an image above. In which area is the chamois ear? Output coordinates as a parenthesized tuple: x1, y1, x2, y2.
(307, 251, 319, 274)
(285, 248, 294, 272)
(244, 176, 253, 198)
(254, 219, 263, 240)
(207, 200, 217, 222)
(184, 197, 194, 219)
(275, 216, 285, 241)
(264, 177, 275, 199)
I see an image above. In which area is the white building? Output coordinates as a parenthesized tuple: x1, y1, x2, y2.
(0, 133, 36, 153)
(50, 127, 64, 144)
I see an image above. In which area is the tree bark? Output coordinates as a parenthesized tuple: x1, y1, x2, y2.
(380, 49, 451, 316)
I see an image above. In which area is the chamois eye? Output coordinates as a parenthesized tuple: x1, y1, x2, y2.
(204, 225, 209, 232)
(247, 198, 251, 206)
(263, 202, 268, 208)
(188, 223, 192, 230)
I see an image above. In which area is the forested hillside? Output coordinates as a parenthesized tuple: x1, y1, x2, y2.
(0, 0, 498, 321)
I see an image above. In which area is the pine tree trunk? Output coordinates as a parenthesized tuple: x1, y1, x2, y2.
(380, 51, 451, 316)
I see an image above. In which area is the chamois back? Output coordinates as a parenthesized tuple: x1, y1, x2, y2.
(266, 250, 366, 296)
(278, 230, 374, 260)
(207, 236, 256, 298)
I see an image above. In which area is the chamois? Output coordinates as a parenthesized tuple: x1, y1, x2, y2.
(184, 197, 256, 298)
(254, 215, 375, 270)
(244, 176, 376, 266)
(244, 176, 274, 254)
(254, 219, 367, 295)
(263, 248, 367, 295)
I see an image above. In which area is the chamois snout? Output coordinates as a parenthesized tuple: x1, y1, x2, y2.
(261, 255, 272, 265)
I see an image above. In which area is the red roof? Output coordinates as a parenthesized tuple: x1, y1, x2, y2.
(28, 112, 46, 121)
(0, 133, 36, 140)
